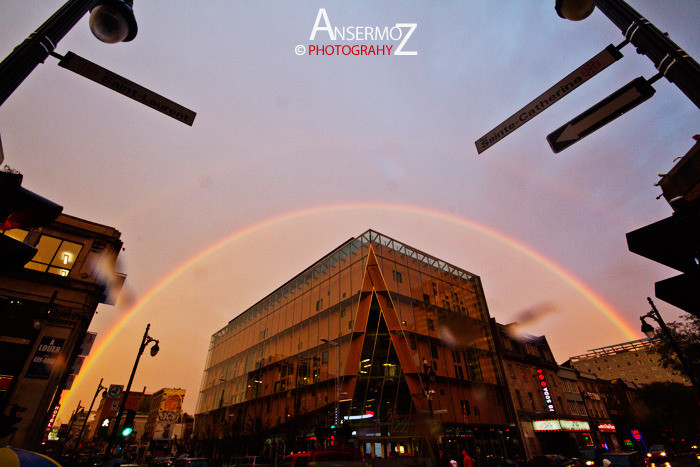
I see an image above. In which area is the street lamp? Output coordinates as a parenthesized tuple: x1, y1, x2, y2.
(0, 0, 138, 107)
(105, 323, 159, 457)
(75, 378, 107, 451)
(640, 297, 699, 394)
(321, 338, 341, 426)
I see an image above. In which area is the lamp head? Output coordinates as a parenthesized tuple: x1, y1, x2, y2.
(555, 0, 595, 21)
(150, 341, 160, 356)
(89, 0, 137, 43)
(640, 317, 656, 338)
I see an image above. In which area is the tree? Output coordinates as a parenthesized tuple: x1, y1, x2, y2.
(649, 313, 700, 382)
(637, 382, 699, 447)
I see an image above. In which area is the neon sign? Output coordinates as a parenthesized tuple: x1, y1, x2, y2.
(537, 369, 555, 412)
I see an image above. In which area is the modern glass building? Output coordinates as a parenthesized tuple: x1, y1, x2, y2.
(195, 230, 517, 461)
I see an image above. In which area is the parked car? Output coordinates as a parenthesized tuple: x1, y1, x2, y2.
(602, 452, 646, 467)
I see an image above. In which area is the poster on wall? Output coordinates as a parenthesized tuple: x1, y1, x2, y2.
(25, 337, 65, 379)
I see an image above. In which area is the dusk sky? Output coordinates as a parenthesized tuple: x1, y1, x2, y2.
(1, 1, 697, 422)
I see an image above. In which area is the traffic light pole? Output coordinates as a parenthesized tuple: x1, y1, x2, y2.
(587, 0, 700, 109)
(104, 323, 158, 457)
(0, 0, 100, 107)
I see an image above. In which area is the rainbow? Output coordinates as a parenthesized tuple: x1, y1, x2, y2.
(60, 202, 638, 409)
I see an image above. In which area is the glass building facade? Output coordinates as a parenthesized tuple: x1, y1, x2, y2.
(195, 230, 516, 460)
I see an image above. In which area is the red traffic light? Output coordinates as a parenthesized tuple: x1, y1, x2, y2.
(0, 172, 62, 230)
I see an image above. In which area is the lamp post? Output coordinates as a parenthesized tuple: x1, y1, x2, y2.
(0, 0, 137, 107)
(75, 378, 106, 451)
(105, 323, 159, 457)
(321, 338, 341, 427)
(640, 297, 699, 394)
(555, 0, 700, 109)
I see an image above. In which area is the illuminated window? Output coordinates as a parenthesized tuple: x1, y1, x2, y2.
(24, 234, 83, 277)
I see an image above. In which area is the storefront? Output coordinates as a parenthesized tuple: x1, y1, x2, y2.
(532, 419, 592, 457)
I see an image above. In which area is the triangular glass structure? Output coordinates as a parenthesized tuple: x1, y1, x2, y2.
(342, 247, 432, 447)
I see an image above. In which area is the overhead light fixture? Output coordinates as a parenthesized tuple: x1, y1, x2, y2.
(89, 0, 138, 43)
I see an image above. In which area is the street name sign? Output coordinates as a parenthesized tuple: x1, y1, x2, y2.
(547, 76, 655, 153)
(475, 45, 623, 154)
(57, 52, 196, 126)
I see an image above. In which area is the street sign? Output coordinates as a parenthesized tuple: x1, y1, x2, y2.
(57, 52, 196, 126)
(107, 384, 123, 398)
(476, 45, 622, 154)
(547, 76, 655, 153)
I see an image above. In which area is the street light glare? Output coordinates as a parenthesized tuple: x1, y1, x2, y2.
(89, 0, 137, 44)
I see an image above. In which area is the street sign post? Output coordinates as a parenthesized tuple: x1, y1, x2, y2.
(57, 51, 196, 126)
(107, 384, 123, 398)
(547, 76, 655, 153)
(476, 45, 622, 154)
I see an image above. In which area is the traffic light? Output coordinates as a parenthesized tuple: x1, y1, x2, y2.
(0, 404, 26, 438)
(97, 418, 110, 437)
(121, 409, 135, 438)
(0, 171, 62, 269)
(626, 138, 700, 316)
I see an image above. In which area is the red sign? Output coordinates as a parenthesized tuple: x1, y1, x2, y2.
(631, 429, 642, 440)
(599, 423, 616, 432)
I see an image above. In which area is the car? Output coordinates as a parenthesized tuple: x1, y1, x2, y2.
(276, 449, 367, 467)
(645, 446, 673, 465)
(173, 458, 209, 467)
(276, 452, 310, 467)
(234, 456, 271, 466)
(531, 454, 578, 467)
(576, 447, 611, 467)
(602, 452, 646, 467)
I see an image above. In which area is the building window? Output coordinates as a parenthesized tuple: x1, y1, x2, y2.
(322, 351, 329, 364)
(340, 308, 346, 318)
(22, 234, 83, 276)
(316, 299, 323, 311)
(392, 270, 402, 283)
(508, 364, 515, 378)
(431, 345, 439, 359)
(461, 400, 471, 415)
(427, 318, 435, 331)
(452, 349, 461, 364)
(349, 320, 353, 330)
(454, 365, 464, 379)
(528, 392, 536, 411)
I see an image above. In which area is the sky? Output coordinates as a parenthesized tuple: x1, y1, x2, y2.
(0, 1, 698, 422)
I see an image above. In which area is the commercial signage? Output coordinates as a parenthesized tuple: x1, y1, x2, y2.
(537, 369, 555, 412)
(560, 419, 591, 431)
(533, 419, 591, 432)
(631, 429, 643, 440)
(26, 337, 65, 379)
(533, 419, 561, 432)
(57, 52, 196, 126)
(475, 44, 623, 153)
(599, 423, 616, 432)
